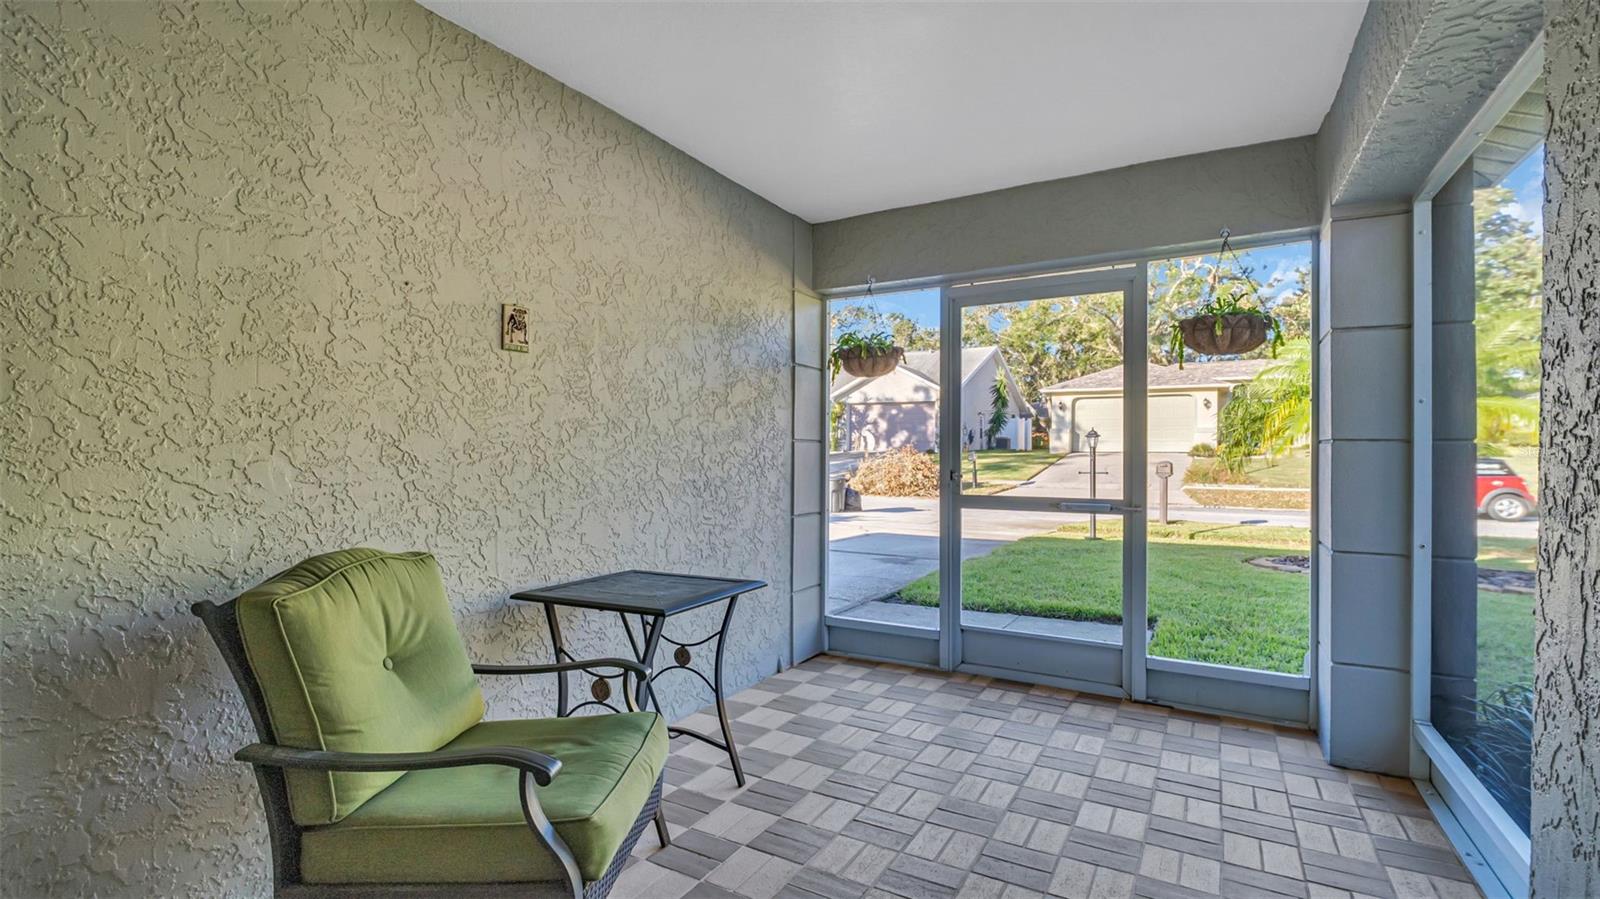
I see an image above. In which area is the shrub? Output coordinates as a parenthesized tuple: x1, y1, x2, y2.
(1183, 457, 1251, 485)
(850, 447, 940, 497)
(1190, 442, 1217, 458)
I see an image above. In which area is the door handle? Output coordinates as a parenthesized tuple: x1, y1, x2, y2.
(1057, 501, 1115, 513)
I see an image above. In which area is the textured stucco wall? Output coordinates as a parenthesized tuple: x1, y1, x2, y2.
(811, 137, 1319, 292)
(1531, 0, 1599, 893)
(1315, 0, 1542, 206)
(0, 2, 802, 896)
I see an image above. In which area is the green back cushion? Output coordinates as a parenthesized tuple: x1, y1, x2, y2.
(235, 549, 485, 825)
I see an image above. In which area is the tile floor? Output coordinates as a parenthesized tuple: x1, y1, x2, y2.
(616, 655, 1482, 899)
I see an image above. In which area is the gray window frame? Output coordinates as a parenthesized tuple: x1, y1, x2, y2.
(1407, 34, 1544, 899)
(820, 232, 1321, 727)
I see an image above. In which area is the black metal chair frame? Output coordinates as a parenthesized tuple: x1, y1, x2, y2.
(194, 599, 670, 899)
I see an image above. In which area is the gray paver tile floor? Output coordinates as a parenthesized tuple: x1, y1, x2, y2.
(613, 655, 1482, 899)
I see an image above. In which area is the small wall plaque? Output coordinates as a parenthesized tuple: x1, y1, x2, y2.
(501, 303, 529, 353)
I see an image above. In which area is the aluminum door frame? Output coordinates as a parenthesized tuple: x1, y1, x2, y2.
(938, 266, 1149, 700)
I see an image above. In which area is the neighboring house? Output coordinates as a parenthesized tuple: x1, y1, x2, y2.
(832, 346, 1030, 452)
(1041, 359, 1267, 453)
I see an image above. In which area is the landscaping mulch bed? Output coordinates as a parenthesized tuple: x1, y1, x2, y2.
(1247, 555, 1535, 594)
(1184, 485, 1311, 510)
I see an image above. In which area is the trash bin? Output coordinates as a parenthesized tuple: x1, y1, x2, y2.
(829, 475, 848, 512)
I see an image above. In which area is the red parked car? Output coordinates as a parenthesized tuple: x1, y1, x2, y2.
(1476, 458, 1537, 521)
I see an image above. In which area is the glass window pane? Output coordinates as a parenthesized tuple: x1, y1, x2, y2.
(1144, 242, 1315, 675)
(1432, 85, 1543, 833)
(826, 288, 941, 632)
(959, 292, 1124, 500)
(957, 507, 1124, 646)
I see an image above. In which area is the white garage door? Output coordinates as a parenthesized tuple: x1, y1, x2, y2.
(1073, 394, 1197, 452)
(1148, 395, 1198, 452)
(1072, 397, 1124, 451)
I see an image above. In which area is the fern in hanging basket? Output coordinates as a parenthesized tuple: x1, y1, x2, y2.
(1169, 232, 1286, 368)
(831, 331, 905, 378)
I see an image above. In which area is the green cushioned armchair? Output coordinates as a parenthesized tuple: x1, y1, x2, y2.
(194, 549, 671, 899)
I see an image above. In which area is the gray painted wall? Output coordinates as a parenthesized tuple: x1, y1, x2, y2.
(1315, 0, 1542, 206)
(1531, 0, 1599, 892)
(1311, 0, 1541, 777)
(792, 229, 827, 664)
(0, 3, 804, 896)
(1315, 208, 1416, 774)
(811, 138, 1319, 291)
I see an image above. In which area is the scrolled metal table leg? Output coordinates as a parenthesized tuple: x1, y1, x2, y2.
(639, 596, 747, 786)
(638, 614, 666, 713)
(544, 602, 569, 717)
(713, 596, 745, 786)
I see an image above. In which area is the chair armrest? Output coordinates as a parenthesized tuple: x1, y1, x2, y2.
(472, 657, 649, 681)
(235, 742, 563, 786)
(474, 657, 651, 714)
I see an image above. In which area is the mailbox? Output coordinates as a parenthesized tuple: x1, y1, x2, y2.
(1154, 460, 1174, 478)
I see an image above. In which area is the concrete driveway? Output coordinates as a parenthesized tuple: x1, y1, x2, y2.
(1004, 451, 1192, 501)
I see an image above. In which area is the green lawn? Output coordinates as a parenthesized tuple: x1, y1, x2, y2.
(937, 449, 1063, 494)
(893, 518, 1533, 680)
(1238, 452, 1311, 488)
(1478, 590, 1533, 697)
(963, 449, 1062, 483)
(1476, 533, 1535, 697)
(897, 520, 1312, 674)
(1479, 535, 1537, 571)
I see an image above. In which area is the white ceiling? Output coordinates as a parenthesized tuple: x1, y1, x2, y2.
(421, 1, 1368, 223)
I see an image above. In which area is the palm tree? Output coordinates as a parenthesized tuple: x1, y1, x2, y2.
(1477, 394, 1539, 453)
(1217, 339, 1312, 469)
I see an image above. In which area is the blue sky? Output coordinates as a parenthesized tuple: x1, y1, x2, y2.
(837, 240, 1314, 330)
(1496, 144, 1544, 229)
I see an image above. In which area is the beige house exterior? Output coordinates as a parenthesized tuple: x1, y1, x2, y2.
(832, 347, 1030, 452)
(1041, 359, 1266, 453)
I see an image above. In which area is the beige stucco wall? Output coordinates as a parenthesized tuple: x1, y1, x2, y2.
(1194, 388, 1225, 447)
(0, 2, 803, 896)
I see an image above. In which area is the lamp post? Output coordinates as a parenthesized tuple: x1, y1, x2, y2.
(1086, 428, 1100, 539)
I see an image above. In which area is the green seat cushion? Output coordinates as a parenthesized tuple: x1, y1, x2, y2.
(300, 712, 668, 885)
(235, 549, 485, 825)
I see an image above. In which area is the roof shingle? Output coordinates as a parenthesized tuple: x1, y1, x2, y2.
(1043, 359, 1268, 392)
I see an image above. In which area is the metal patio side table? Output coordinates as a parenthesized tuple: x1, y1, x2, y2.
(511, 570, 764, 786)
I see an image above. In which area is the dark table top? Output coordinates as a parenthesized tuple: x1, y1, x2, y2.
(511, 570, 766, 616)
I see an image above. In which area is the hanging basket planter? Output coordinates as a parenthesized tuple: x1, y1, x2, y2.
(835, 345, 904, 378)
(1178, 313, 1270, 356)
(830, 321, 905, 379)
(830, 279, 907, 379)
(1167, 227, 1286, 368)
